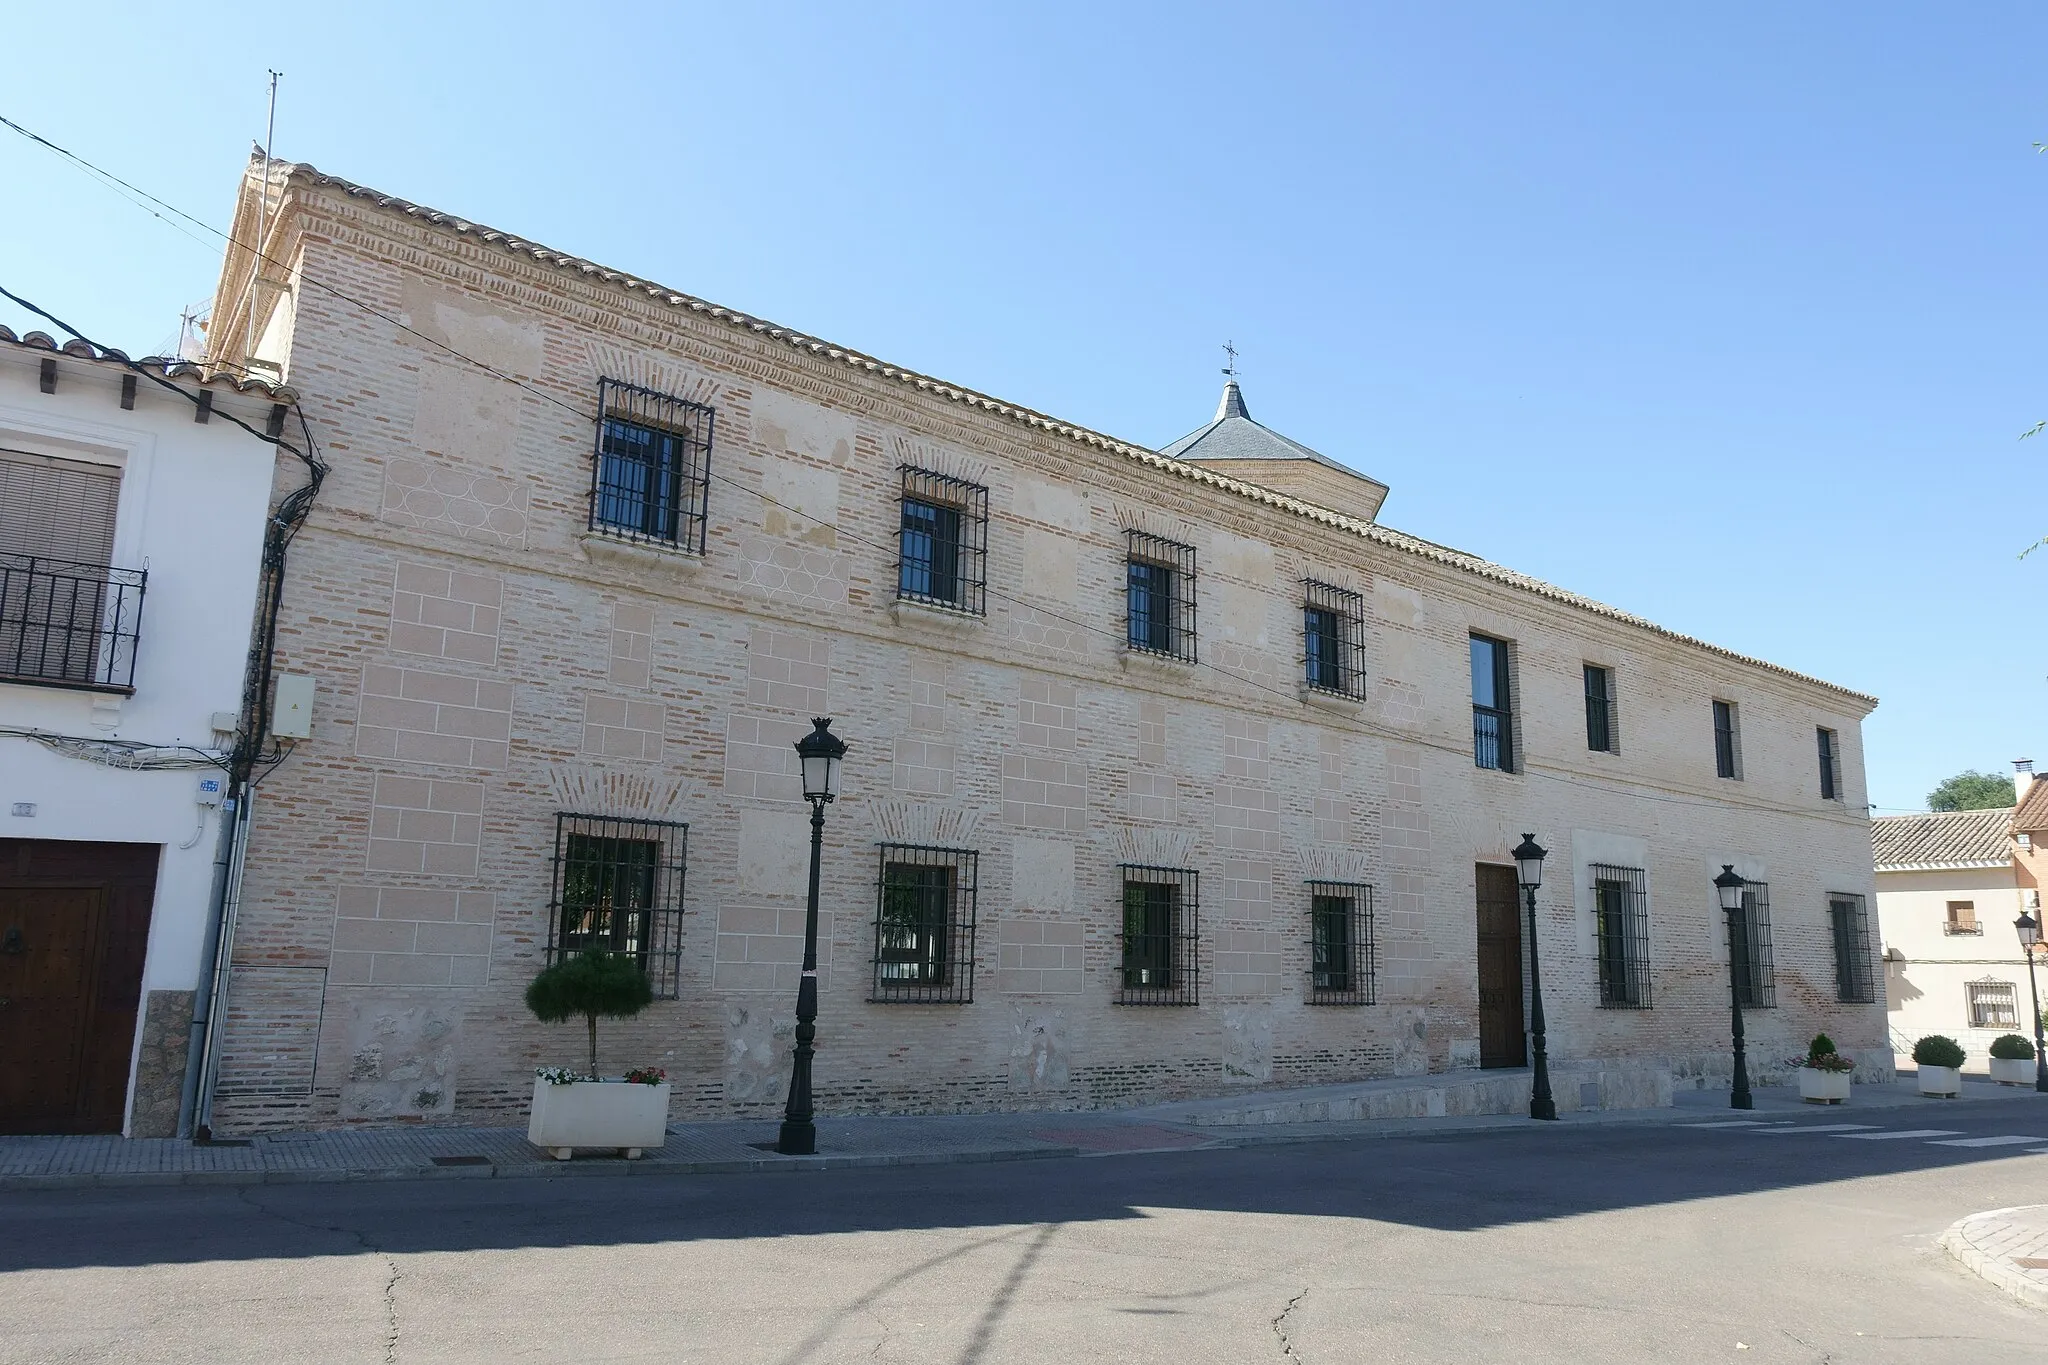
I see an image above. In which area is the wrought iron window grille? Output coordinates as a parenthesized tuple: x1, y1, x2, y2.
(545, 812, 689, 999)
(869, 843, 979, 1003)
(1301, 580, 1367, 700)
(1967, 978, 2020, 1029)
(1817, 727, 1841, 801)
(1590, 864, 1652, 1008)
(895, 467, 989, 615)
(1117, 863, 1200, 1005)
(1125, 531, 1198, 663)
(1712, 700, 1742, 780)
(1828, 893, 1876, 1004)
(1305, 880, 1375, 1005)
(0, 554, 146, 693)
(588, 378, 715, 553)
(1731, 881, 1776, 1009)
(1470, 634, 1514, 772)
(1584, 664, 1617, 754)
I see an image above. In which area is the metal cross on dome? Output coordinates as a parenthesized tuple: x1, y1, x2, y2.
(1221, 340, 1239, 377)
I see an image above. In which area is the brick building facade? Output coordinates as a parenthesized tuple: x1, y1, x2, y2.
(198, 156, 1886, 1131)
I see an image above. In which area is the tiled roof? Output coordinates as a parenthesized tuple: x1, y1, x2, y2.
(2014, 775, 2048, 832)
(1872, 807, 2013, 870)
(268, 159, 1875, 706)
(0, 326, 297, 402)
(1159, 380, 1386, 483)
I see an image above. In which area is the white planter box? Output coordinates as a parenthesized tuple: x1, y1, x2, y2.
(528, 1079, 671, 1159)
(1990, 1056, 2037, 1086)
(1917, 1065, 1961, 1098)
(1797, 1069, 1851, 1104)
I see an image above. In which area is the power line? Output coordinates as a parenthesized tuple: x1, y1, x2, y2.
(0, 113, 1877, 827)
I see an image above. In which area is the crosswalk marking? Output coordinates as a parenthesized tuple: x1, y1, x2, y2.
(1927, 1135, 2047, 1148)
(1834, 1129, 1963, 1141)
(1750, 1123, 1879, 1135)
(1678, 1120, 1773, 1129)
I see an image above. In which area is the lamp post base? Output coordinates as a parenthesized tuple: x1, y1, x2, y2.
(775, 1120, 815, 1156)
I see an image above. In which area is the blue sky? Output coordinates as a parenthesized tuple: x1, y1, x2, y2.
(4, 4, 2043, 814)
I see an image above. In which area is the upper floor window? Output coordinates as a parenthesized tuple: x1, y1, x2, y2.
(870, 843, 979, 1004)
(1945, 900, 1981, 935)
(896, 467, 988, 615)
(1584, 664, 1616, 753)
(590, 378, 714, 553)
(546, 812, 688, 998)
(1817, 727, 1841, 801)
(1712, 700, 1742, 780)
(1126, 531, 1197, 662)
(0, 447, 144, 693)
(1470, 634, 1515, 772)
(1828, 893, 1875, 1004)
(1301, 580, 1366, 700)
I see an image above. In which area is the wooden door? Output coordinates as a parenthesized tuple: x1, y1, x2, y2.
(0, 840, 157, 1134)
(1475, 863, 1526, 1069)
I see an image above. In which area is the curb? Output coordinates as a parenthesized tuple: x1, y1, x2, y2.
(1939, 1206, 2048, 1311)
(0, 1142, 1084, 1193)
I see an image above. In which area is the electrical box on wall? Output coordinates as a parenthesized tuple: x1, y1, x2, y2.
(195, 775, 225, 806)
(271, 674, 315, 739)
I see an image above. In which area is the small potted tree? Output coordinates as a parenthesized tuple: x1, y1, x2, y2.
(1913, 1034, 1966, 1098)
(1989, 1034, 2038, 1086)
(1795, 1033, 1854, 1104)
(525, 950, 670, 1160)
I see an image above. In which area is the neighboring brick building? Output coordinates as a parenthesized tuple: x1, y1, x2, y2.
(196, 155, 1886, 1131)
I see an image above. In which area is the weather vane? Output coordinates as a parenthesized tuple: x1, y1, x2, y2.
(1221, 340, 1238, 378)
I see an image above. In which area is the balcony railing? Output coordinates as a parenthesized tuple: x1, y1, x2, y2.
(0, 553, 146, 693)
(1943, 921, 1984, 937)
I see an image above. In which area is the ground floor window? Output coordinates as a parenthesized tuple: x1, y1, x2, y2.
(1967, 979, 2019, 1029)
(1118, 865, 1199, 1005)
(546, 812, 688, 998)
(1731, 881, 1776, 1008)
(870, 844, 979, 1003)
(1305, 881, 1374, 1004)
(1591, 864, 1651, 1008)
(1828, 893, 1876, 1004)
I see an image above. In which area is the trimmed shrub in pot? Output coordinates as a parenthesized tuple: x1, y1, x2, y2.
(1912, 1034, 1966, 1097)
(524, 951, 670, 1159)
(1989, 1033, 2038, 1086)
(1795, 1034, 1854, 1104)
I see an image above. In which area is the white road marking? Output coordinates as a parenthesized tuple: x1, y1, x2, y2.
(1749, 1124, 1880, 1135)
(1927, 1135, 2047, 1148)
(1678, 1121, 1773, 1128)
(1834, 1129, 1963, 1141)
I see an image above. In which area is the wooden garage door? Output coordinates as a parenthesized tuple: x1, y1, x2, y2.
(0, 840, 157, 1134)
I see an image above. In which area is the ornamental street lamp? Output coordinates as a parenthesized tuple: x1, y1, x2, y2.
(2015, 903, 2048, 1094)
(777, 717, 848, 1156)
(1512, 834, 1557, 1121)
(1714, 864, 1754, 1111)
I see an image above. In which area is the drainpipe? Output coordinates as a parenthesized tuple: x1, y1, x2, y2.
(189, 787, 255, 1140)
(174, 785, 241, 1139)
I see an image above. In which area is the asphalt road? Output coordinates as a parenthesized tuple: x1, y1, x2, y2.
(5, 1098, 2048, 1364)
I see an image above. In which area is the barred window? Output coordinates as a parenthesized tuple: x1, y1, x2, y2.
(1584, 664, 1617, 753)
(1591, 864, 1651, 1008)
(590, 378, 714, 552)
(1713, 700, 1742, 780)
(1817, 727, 1841, 801)
(1302, 580, 1367, 700)
(1306, 881, 1375, 1004)
(546, 812, 688, 998)
(1829, 893, 1875, 1004)
(1968, 979, 2020, 1029)
(870, 844, 979, 1003)
(1945, 900, 1982, 935)
(1730, 880, 1775, 1008)
(1470, 634, 1515, 772)
(1118, 864, 1199, 1005)
(896, 467, 988, 614)
(1126, 531, 1198, 662)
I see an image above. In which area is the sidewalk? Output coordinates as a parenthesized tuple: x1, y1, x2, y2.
(1941, 1205, 2048, 1310)
(2, 1069, 2039, 1192)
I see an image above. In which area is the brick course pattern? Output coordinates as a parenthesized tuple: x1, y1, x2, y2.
(203, 163, 1888, 1131)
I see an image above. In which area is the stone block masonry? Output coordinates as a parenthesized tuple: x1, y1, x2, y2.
(200, 162, 1886, 1132)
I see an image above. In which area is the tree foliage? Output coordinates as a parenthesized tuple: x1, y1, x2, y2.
(1926, 769, 2016, 812)
(525, 950, 654, 1077)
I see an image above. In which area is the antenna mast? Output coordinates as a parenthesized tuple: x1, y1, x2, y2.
(245, 70, 281, 366)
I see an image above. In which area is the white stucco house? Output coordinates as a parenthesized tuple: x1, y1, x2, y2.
(0, 326, 293, 1136)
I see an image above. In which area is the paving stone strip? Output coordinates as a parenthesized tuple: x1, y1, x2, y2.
(1940, 1205, 2048, 1310)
